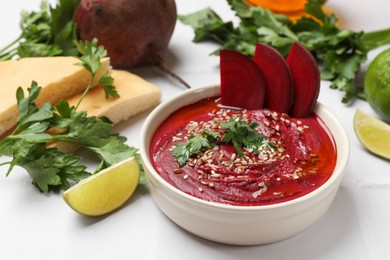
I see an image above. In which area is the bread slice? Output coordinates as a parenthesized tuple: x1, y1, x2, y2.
(54, 69, 161, 153)
(67, 69, 161, 124)
(0, 56, 110, 136)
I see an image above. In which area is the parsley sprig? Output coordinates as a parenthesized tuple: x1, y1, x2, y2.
(173, 131, 218, 167)
(221, 118, 269, 157)
(74, 38, 119, 108)
(172, 118, 270, 166)
(179, 0, 390, 103)
(0, 40, 137, 193)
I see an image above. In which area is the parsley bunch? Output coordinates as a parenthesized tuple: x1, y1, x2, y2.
(0, 40, 139, 193)
(179, 0, 390, 103)
(0, 0, 79, 61)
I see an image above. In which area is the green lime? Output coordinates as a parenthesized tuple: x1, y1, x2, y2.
(63, 157, 140, 216)
(365, 48, 390, 122)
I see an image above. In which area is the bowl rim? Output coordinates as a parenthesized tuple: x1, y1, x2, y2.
(140, 85, 350, 211)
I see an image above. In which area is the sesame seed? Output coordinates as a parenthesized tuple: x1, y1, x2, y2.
(172, 136, 182, 142)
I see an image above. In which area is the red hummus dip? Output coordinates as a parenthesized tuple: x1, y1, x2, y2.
(150, 97, 337, 206)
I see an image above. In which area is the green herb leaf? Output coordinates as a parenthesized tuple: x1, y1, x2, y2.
(74, 38, 119, 105)
(75, 38, 107, 76)
(221, 118, 268, 156)
(172, 133, 218, 167)
(49, 0, 80, 56)
(99, 71, 119, 99)
(51, 106, 137, 170)
(18, 146, 89, 192)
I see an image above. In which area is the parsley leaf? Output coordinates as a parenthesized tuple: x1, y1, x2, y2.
(74, 38, 119, 107)
(18, 146, 90, 193)
(51, 104, 137, 171)
(172, 131, 219, 167)
(173, 134, 215, 167)
(98, 71, 119, 99)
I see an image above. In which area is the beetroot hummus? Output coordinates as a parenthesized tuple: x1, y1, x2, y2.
(150, 97, 337, 206)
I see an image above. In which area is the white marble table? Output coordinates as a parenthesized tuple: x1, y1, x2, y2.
(0, 1, 389, 259)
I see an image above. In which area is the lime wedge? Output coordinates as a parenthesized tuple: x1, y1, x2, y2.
(354, 108, 390, 160)
(63, 157, 140, 216)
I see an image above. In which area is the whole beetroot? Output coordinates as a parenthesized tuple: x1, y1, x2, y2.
(74, 0, 177, 68)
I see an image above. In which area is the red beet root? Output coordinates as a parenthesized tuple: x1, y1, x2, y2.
(254, 43, 294, 113)
(74, 0, 177, 68)
(220, 50, 265, 110)
(286, 42, 320, 118)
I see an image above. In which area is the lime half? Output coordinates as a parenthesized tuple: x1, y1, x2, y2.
(365, 48, 390, 122)
(63, 157, 140, 216)
(354, 108, 390, 160)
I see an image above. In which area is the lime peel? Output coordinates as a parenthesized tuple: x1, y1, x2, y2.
(63, 157, 140, 216)
(365, 48, 390, 122)
(354, 108, 390, 160)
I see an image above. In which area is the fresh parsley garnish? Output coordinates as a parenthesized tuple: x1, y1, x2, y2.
(173, 131, 218, 167)
(172, 118, 270, 166)
(179, 0, 390, 104)
(221, 118, 269, 157)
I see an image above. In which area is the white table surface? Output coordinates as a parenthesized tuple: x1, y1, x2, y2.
(1, 1, 390, 259)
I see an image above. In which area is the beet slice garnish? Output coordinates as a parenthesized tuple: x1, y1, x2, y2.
(254, 43, 294, 113)
(286, 42, 320, 118)
(220, 49, 265, 110)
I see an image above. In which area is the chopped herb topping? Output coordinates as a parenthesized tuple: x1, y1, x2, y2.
(172, 117, 271, 166)
(221, 117, 269, 157)
(173, 131, 218, 167)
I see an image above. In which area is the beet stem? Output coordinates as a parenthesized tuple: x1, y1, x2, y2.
(154, 55, 191, 89)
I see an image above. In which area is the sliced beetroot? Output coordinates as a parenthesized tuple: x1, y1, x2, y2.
(286, 42, 320, 118)
(254, 43, 294, 113)
(220, 49, 265, 110)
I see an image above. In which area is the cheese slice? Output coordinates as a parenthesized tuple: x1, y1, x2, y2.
(0, 56, 110, 136)
(66, 69, 161, 124)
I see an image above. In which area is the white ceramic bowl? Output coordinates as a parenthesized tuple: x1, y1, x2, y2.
(140, 85, 350, 245)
